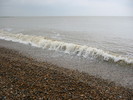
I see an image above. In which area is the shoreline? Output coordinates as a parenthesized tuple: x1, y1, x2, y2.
(0, 46, 133, 99)
(0, 39, 133, 89)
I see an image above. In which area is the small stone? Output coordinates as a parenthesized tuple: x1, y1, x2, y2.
(80, 94, 84, 97)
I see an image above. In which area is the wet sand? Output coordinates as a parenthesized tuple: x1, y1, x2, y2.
(0, 47, 133, 99)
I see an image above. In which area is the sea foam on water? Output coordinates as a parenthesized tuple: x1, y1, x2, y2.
(0, 30, 133, 65)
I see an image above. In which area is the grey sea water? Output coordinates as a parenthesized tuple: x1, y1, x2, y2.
(0, 16, 133, 88)
(0, 16, 133, 58)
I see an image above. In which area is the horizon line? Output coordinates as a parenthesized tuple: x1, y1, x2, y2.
(0, 15, 133, 17)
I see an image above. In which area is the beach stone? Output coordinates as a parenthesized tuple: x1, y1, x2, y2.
(0, 47, 133, 100)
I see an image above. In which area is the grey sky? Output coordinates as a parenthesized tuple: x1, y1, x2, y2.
(0, 0, 133, 16)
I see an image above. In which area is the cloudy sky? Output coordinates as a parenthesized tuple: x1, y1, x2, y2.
(0, 0, 133, 16)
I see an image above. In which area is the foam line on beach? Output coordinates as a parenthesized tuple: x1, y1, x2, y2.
(0, 30, 133, 64)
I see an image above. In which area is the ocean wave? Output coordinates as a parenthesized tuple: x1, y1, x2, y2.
(0, 30, 133, 65)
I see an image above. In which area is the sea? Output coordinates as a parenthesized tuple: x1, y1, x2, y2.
(0, 16, 133, 88)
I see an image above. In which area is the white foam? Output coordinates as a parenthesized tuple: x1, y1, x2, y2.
(0, 30, 133, 64)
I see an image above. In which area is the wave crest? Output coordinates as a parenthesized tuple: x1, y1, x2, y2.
(0, 30, 133, 65)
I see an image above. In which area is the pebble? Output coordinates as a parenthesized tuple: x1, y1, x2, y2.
(0, 47, 133, 100)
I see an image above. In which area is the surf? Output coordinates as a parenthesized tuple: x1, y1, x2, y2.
(0, 30, 133, 65)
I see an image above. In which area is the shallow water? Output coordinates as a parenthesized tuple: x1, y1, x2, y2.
(0, 17, 133, 88)
(0, 16, 133, 64)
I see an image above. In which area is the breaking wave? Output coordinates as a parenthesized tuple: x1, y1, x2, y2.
(0, 30, 133, 65)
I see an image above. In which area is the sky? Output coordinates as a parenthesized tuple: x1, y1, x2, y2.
(0, 0, 133, 16)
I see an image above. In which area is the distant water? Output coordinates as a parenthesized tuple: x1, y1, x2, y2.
(0, 16, 133, 65)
